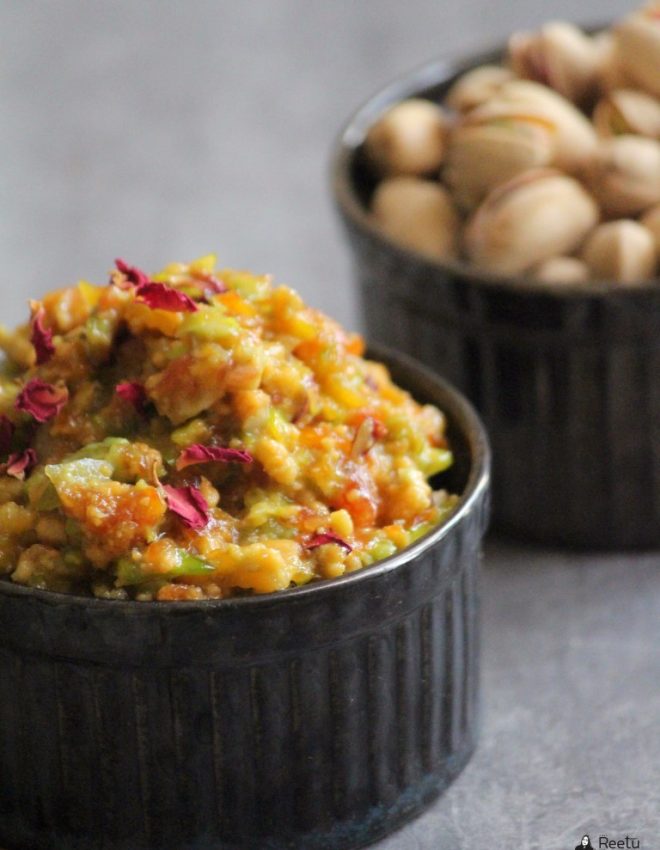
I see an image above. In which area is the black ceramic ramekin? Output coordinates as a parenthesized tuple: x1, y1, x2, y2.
(332, 49, 660, 550)
(0, 346, 489, 850)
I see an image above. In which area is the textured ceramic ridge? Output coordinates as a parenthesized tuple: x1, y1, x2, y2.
(331, 50, 660, 550)
(0, 346, 490, 850)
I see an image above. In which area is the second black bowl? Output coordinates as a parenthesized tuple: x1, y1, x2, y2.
(332, 49, 660, 550)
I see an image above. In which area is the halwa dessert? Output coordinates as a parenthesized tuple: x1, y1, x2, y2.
(0, 257, 457, 600)
(365, 4, 660, 284)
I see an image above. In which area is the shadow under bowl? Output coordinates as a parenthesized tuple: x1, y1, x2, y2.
(331, 48, 660, 550)
(0, 344, 490, 850)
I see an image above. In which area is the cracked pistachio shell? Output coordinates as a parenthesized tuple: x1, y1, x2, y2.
(364, 99, 448, 176)
(508, 21, 601, 104)
(593, 89, 660, 139)
(582, 135, 660, 217)
(466, 80, 598, 172)
(532, 256, 591, 283)
(640, 204, 660, 254)
(615, 6, 660, 98)
(371, 176, 460, 261)
(445, 65, 515, 112)
(581, 220, 657, 282)
(443, 119, 554, 211)
(464, 169, 599, 275)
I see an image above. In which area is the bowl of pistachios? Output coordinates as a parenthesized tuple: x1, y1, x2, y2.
(332, 5, 660, 549)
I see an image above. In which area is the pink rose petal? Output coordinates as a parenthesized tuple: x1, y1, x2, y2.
(164, 484, 210, 530)
(0, 416, 14, 456)
(135, 282, 198, 313)
(190, 269, 228, 299)
(176, 444, 253, 471)
(116, 381, 147, 414)
(306, 532, 353, 553)
(30, 306, 55, 365)
(114, 258, 151, 288)
(4, 448, 37, 480)
(201, 275, 228, 296)
(15, 380, 68, 423)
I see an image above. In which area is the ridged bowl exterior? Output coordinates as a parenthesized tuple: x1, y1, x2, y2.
(0, 347, 490, 850)
(331, 52, 660, 550)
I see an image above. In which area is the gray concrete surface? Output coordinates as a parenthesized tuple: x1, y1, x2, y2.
(1, 2, 658, 849)
(379, 541, 660, 849)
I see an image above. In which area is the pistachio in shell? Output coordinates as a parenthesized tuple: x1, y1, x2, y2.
(508, 21, 601, 105)
(582, 135, 660, 218)
(363, 99, 448, 177)
(371, 176, 460, 261)
(466, 80, 598, 172)
(445, 64, 515, 113)
(581, 219, 657, 282)
(443, 119, 554, 211)
(615, 6, 660, 98)
(593, 89, 660, 139)
(532, 256, 591, 283)
(464, 169, 599, 275)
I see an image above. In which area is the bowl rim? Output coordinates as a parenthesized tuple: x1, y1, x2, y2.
(330, 39, 660, 298)
(0, 344, 490, 611)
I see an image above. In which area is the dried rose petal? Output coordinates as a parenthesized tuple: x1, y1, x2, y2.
(0, 416, 14, 457)
(135, 282, 198, 313)
(4, 449, 37, 480)
(163, 484, 210, 530)
(15, 380, 68, 423)
(201, 275, 228, 295)
(176, 444, 253, 471)
(189, 266, 228, 295)
(116, 381, 147, 414)
(114, 258, 151, 288)
(306, 532, 353, 553)
(30, 306, 55, 365)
